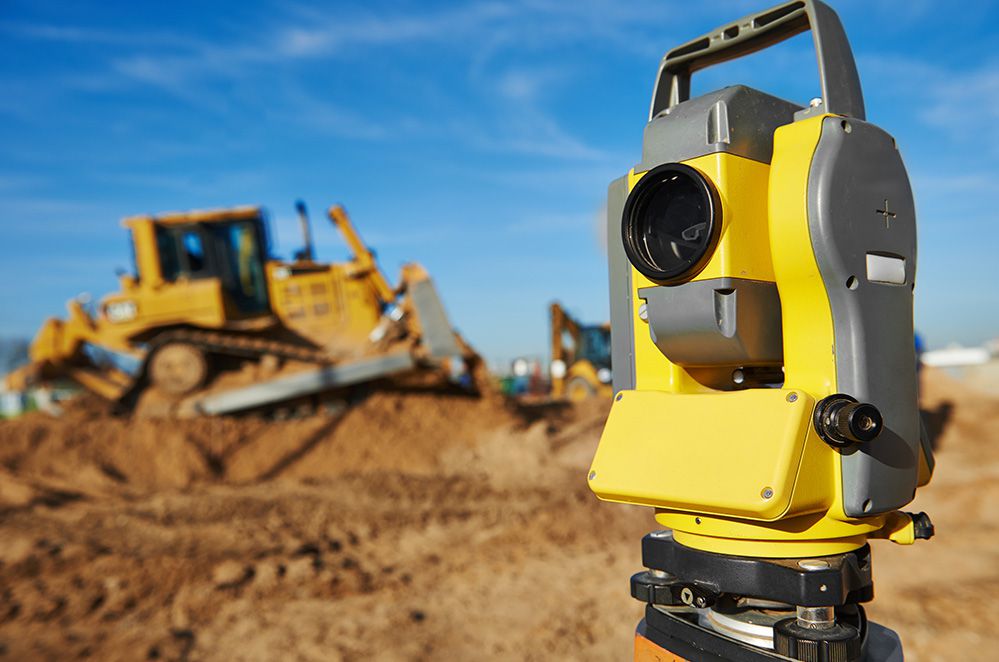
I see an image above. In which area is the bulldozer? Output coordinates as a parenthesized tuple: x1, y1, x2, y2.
(6, 201, 482, 416)
(549, 302, 612, 402)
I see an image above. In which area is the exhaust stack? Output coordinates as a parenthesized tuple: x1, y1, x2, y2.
(294, 200, 315, 262)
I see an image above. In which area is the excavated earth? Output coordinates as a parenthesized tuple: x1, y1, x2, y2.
(0, 370, 994, 661)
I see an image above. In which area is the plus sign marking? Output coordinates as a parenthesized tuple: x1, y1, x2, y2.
(875, 199, 896, 229)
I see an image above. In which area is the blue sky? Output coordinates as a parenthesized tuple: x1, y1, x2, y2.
(1, 0, 998, 367)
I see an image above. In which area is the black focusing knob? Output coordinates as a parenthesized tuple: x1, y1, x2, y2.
(774, 618, 862, 662)
(814, 395, 883, 448)
(911, 511, 935, 540)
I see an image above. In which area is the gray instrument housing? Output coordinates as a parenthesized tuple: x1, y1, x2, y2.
(808, 116, 923, 516)
(639, 279, 783, 368)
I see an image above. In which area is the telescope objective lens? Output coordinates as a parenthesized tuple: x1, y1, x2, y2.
(622, 163, 720, 283)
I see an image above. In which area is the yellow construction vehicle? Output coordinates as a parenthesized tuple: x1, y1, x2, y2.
(548, 302, 612, 401)
(7, 202, 480, 416)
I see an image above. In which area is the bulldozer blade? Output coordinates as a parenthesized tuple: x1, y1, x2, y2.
(410, 278, 461, 359)
(194, 350, 416, 415)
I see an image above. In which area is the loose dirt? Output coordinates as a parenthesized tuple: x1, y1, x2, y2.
(0, 371, 994, 660)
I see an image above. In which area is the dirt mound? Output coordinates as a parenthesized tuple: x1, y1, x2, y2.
(0, 371, 996, 660)
(0, 388, 518, 500)
(865, 369, 999, 659)
(0, 395, 638, 661)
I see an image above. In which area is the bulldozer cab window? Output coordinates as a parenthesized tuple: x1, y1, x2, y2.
(182, 231, 206, 272)
(155, 226, 211, 281)
(207, 220, 269, 316)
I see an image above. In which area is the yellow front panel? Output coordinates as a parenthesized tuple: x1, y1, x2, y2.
(589, 388, 814, 521)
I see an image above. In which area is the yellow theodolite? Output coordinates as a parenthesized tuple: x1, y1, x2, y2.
(587, 1, 933, 660)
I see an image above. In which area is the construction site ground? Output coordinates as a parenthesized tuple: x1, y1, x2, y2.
(0, 369, 994, 661)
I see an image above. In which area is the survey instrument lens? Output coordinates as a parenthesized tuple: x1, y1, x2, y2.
(622, 163, 719, 283)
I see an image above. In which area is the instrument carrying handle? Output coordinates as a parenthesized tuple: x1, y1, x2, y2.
(650, 0, 865, 120)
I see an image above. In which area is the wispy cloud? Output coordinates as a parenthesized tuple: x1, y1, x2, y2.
(860, 54, 999, 154)
(3, 1, 696, 149)
(922, 67, 999, 145)
(0, 174, 45, 192)
(506, 213, 590, 234)
(272, 3, 515, 58)
(506, 204, 608, 253)
(267, 85, 394, 141)
(0, 21, 189, 47)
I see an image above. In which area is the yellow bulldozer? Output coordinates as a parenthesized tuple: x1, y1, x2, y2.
(6, 202, 481, 416)
(549, 302, 612, 402)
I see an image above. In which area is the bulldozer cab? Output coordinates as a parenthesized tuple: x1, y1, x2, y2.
(129, 208, 270, 318)
(576, 325, 611, 370)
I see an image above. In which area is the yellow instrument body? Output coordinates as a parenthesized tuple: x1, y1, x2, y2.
(589, 115, 931, 557)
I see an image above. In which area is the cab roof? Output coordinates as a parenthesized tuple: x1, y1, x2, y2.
(121, 205, 263, 228)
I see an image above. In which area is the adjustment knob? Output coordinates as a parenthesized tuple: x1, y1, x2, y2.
(774, 617, 862, 662)
(911, 511, 935, 540)
(814, 395, 883, 448)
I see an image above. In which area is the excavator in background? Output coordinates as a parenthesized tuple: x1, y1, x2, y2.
(6, 201, 483, 416)
(549, 302, 612, 402)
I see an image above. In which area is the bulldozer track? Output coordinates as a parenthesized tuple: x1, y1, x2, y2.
(116, 328, 341, 408)
(148, 329, 334, 365)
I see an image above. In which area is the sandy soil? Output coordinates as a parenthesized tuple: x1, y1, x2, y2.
(0, 371, 994, 661)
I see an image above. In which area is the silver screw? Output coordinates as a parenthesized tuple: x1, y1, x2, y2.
(786, 392, 798, 403)
(797, 605, 835, 630)
(798, 559, 830, 571)
(588, 470, 596, 481)
(762, 487, 774, 499)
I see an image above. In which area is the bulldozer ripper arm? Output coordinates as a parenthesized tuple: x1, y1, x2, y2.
(28, 299, 97, 367)
(7, 298, 132, 399)
(327, 205, 396, 305)
(550, 302, 582, 398)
